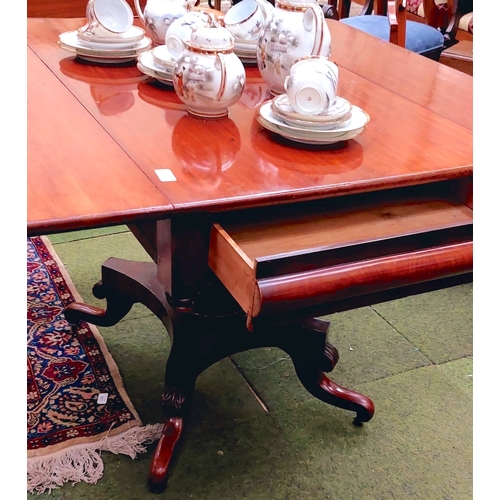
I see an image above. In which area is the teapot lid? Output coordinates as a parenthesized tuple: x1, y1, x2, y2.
(189, 26, 234, 51)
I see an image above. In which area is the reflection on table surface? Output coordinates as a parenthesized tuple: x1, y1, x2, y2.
(172, 115, 241, 188)
(59, 56, 147, 115)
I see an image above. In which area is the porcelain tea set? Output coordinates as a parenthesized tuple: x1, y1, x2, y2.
(224, 0, 273, 64)
(57, 0, 368, 141)
(256, 56, 369, 145)
(134, 0, 198, 46)
(138, 8, 221, 88)
(58, 0, 152, 64)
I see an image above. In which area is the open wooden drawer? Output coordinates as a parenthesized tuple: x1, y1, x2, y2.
(208, 181, 473, 326)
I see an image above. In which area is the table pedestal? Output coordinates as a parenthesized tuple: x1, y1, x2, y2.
(65, 257, 374, 493)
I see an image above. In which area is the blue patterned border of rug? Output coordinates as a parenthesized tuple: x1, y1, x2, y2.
(27, 236, 162, 493)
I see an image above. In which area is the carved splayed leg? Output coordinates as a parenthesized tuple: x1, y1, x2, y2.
(64, 285, 134, 326)
(147, 306, 203, 494)
(148, 416, 184, 494)
(64, 258, 169, 327)
(283, 319, 375, 426)
(320, 342, 340, 372)
(148, 385, 192, 494)
(313, 373, 375, 426)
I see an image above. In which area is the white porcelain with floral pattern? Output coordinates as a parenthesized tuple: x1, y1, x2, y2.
(258, 100, 369, 145)
(165, 9, 221, 59)
(224, 0, 273, 43)
(284, 56, 339, 115)
(78, 25, 146, 45)
(256, 0, 331, 96)
(59, 29, 152, 63)
(78, 0, 134, 41)
(133, 0, 197, 45)
(173, 26, 246, 119)
(271, 93, 352, 129)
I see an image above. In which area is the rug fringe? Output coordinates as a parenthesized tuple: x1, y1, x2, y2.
(27, 423, 164, 494)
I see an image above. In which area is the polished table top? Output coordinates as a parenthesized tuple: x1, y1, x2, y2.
(27, 17, 473, 235)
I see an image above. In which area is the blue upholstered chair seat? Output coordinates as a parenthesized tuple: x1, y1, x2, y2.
(341, 15, 445, 54)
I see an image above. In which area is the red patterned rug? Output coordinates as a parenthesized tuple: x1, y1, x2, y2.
(27, 236, 162, 494)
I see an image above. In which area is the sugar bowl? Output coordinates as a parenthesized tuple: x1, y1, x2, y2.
(172, 26, 246, 119)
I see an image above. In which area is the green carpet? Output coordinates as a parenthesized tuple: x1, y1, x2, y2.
(29, 227, 472, 499)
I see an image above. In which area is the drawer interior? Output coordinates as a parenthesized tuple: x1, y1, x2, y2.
(209, 180, 473, 321)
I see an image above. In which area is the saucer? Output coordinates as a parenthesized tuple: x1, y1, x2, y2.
(234, 46, 257, 64)
(257, 115, 365, 145)
(237, 55, 257, 65)
(234, 44, 257, 55)
(74, 35, 145, 51)
(234, 40, 257, 49)
(257, 101, 369, 145)
(271, 94, 353, 128)
(234, 41, 257, 53)
(137, 50, 174, 86)
(260, 101, 369, 136)
(59, 30, 152, 63)
(151, 45, 177, 71)
(234, 45, 257, 54)
(137, 62, 173, 86)
(77, 25, 146, 45)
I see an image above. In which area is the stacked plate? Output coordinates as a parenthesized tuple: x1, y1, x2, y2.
(137, 45, 176, 86)
(257, 94, 370, 145)
(58, 26, 152, 64)
(234, 40, 258, 65)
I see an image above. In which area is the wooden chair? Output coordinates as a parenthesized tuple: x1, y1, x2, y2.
(335, 0, 460, 60)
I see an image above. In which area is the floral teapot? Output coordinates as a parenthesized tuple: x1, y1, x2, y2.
(134, 0, 198, 45)
(256, 0, 331, 96)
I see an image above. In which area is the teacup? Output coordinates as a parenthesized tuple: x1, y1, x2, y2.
(189, 25, 235, 50)
(165, 10, 220, 59)
(78, 0, 134, 41)
(152, 45, 176, 71)
(224, 0, 268, 43)
(284, 56, 339, 115)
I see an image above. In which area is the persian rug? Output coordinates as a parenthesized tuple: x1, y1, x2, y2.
(27, 236, 162, 494)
